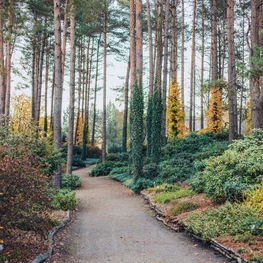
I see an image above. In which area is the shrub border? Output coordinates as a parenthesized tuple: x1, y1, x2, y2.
(140, 192, 248, 263)
(31, 210, 71, 263)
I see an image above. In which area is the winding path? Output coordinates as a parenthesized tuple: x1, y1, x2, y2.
(59, 166, 233, 263)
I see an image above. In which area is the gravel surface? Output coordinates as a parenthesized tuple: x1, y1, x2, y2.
(49, 166, 234, 263)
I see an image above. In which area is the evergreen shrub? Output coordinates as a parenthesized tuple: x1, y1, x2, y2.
(62, 174, 81, 190)
(51, 189, 78, 211)
(90, 161, 128, 177)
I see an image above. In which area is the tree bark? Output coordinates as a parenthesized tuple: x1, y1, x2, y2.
(227, 0, 238, 143)
(211, 0, 218, 81)
(44, 38, 49, 136)
(102, 0, 107, 162)
(181, 0, 184, 111)
(136, 0, 143, 87)
(4, 0, 14, 118)
(0, 0, 5, 125)
(130, 0, 136, 99)
(91, 36, 101, 147)
(62, 0, 69, 86)
(146, 0, 154, 96)
(162, 0, 169, 145)
(190, 0, 196, 132)
(122, 56, 130, 152)
(200, 0, 205, 129)
(155, 0, 163, 93)
(250, 0, 263, 129)
(67, 2, 76, 175)
(53, 0, 63, 188)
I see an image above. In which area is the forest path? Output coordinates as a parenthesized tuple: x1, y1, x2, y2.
(52, 166, 233, 263)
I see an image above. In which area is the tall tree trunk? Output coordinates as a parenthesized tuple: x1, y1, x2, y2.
(239, 8, 245, 135)
(102, 0, 107, 162)
(155, 0, 163, 92)
(62, 0, 69, 86)
(50, 65, 55, 131)
(0, 0, 5, 125)
(53, 0, 63, 188)
(136, 0, 143, 86)
(74, 42, 82, 145)
(146, 0, 154, 96)
(82, 38, 92, 160)
(67, 2, 76, 175)
(36, 30, 46, 125)
(190, 0, 196, 132)
(200, 0, 205, 129)
(44, 38, 49, 136)
(122, 56, 130, 152)
(4, 0, 14, 118)
(130, 0, 136, 99)
(211, 0, 218, 81)
(91, 37, 101, 147)
(181, 0, 184, 111)
(250, 0, 263, 129)
(227, 0, 238, 143)
(161, 0, 169, 145)
(31, 16, 37, 121)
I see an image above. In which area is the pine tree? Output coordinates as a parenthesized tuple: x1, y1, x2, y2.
(131, 83, 144, 181)
(166, 80, 185, 139)
(206, 88, 224, 133)
(146, 96, 153, 157)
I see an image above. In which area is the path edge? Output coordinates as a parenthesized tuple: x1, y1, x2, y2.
(31, 210, 71, 263)
(140, 192, 248, 263)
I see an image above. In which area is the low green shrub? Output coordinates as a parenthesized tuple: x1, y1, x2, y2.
(148, 183, 180, 193)
(109, 166, 128, 176)
(109, 172, 130, 183)
(168, 201, 199, 216)
(51, 189, 78, 210)
(108, 144, 123, 153)
(190, 130, 263, 202)
(153, 188, 193, 204)
(90, 161, 128, 176)
(143, 163, 160, 180)
(183, 202, 263, 241)
(72, 156, 86, 168)
(62, 174, 81, 190)
(86, 145, 102, 158)
(130, 178, 154, 193)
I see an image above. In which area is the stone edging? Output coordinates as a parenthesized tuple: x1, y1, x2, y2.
(31, 210, 71, 263)
(140, 192, 248, 263)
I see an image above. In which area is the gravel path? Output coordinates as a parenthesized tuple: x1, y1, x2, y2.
(53, 166, 234, 263)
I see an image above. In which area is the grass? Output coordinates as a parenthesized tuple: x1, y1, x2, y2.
(153, 188, 193, 204)
(168, 201, 199, 216)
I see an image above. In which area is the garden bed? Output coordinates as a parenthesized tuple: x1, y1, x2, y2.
(141, 190, 256, 263)
(0, 210, 67, 263)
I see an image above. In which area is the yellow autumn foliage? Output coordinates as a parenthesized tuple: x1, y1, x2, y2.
(245, 100, 252, 134)
(245, 184, 263, 213)
(166, 79, 186, 139)
(206, 87, 224, 133)
(76, 114, 84, 145)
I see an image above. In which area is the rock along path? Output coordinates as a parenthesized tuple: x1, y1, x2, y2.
(60, 166, 234, 263)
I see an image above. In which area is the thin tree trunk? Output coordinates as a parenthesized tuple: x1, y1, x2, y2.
(250, 0, 263, 129)
(53, 0, 63, 188)
(62, 0, 69, 85)
(67, 2, 76, 175)
(200, 0, 205, 129)
(0, 0, 4, 125)
(4, 0, 14, 118)
(130, 0, 136, 99)
(211, 0, 218, 81)
(181, 0, 184, 110)
(122, 56, 130, 152)
(74, 42, 82, 145)
(102, 0, 107, 162)
(91, 36, 101, 146)
(44, 38, 49, 136)
(36, 29, 46, 125)
(50, 65, 55, 131)
(239, 8, 245, 134)
(162, 0, 169, 145)
(136, 0, 143, 87)
(155, 0, 163, 92)
(190, 0, 196, 132)
(82, 37, 92, 160)
(81, 38, 86, 120)
(146, 0, 154, 96)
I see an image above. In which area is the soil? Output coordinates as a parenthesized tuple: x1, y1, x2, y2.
(0, 210, 67, 263)
(47, 166, 233, 263)
(215, 236, 263, 262)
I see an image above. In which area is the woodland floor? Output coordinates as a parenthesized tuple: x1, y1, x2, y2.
(47, 165, 234, 263)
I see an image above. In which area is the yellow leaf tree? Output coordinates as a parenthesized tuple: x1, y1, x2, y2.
(166, 79, 185, 139)
(206, 87, 224, 133)
(245, 100, 252, 134)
